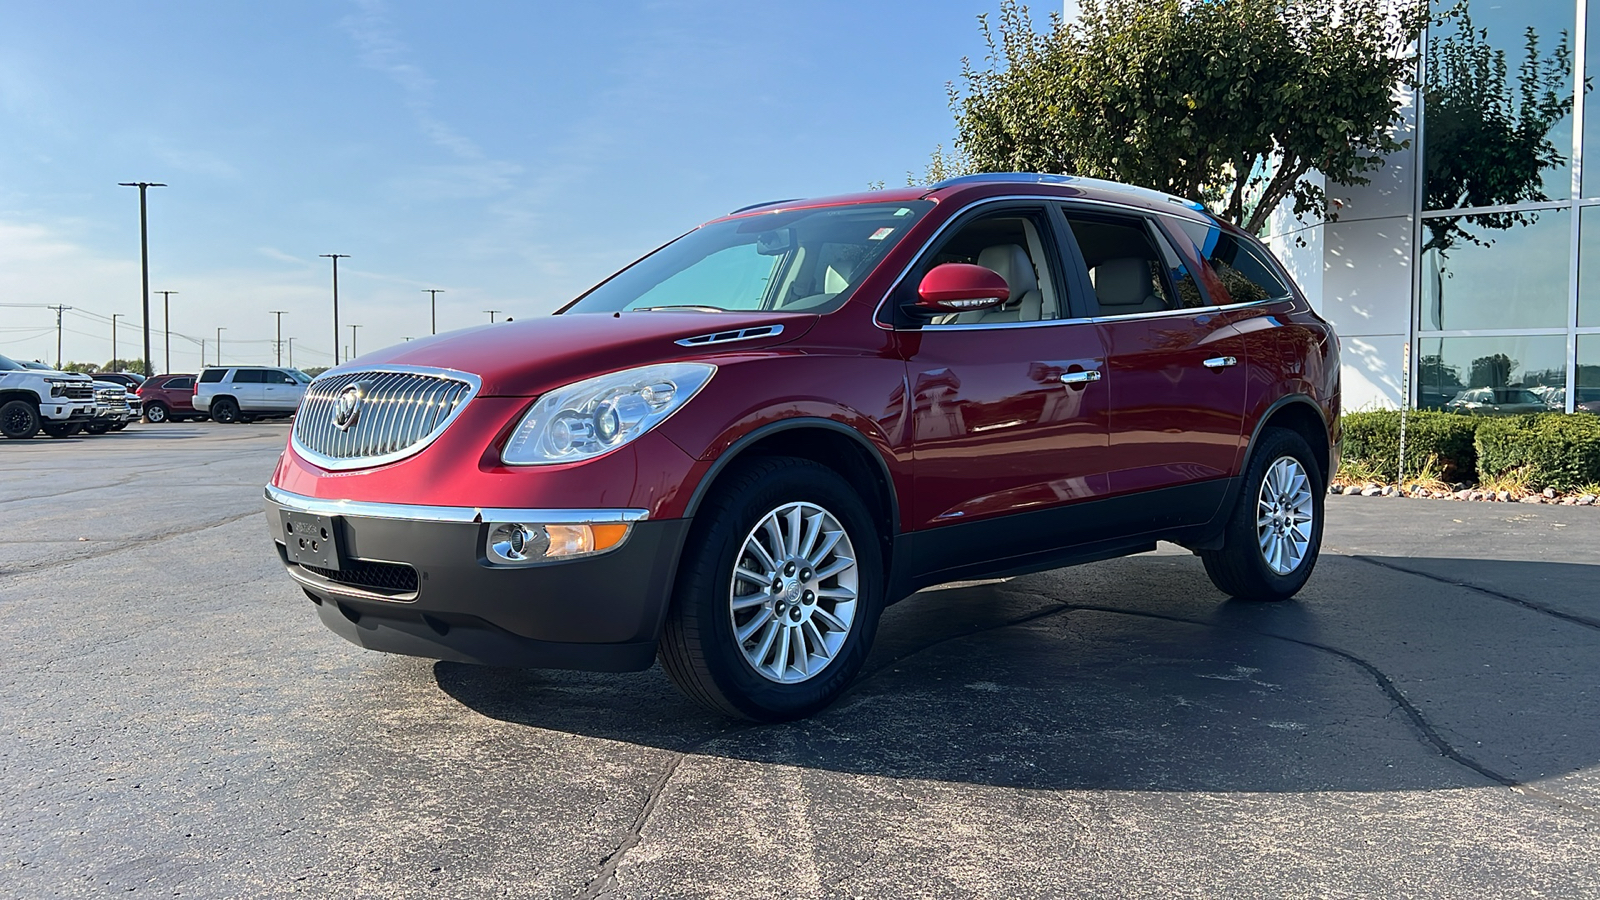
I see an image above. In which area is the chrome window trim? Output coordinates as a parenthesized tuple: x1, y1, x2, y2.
(290, 364, 482, 472)
(265, 485, 650, 525)
(874, 193, 1263, 332)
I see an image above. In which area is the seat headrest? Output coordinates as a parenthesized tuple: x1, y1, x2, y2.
(1094, 257, 1156, 307)
(976, 244, 1038, 305)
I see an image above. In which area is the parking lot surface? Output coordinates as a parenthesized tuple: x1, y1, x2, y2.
(2, 424, 1598, 898)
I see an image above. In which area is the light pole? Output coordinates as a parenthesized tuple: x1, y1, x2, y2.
(111, 314, 123, 370)
(117, 181, 166, 377)
(155, 290, 177, 373)
(287, 337, 294, 368)
(423, 289, 444, 335)
(349, 324, 362, 359)
(484, 309, 502, 323)
(48, 305, 71, 369)
(320, 254, 350, 365)
(216, 326, 226, 366)
(270, 310, 287, 366)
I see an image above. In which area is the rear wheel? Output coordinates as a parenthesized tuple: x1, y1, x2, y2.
(0, 400, 40, 439)
(659, 456, 883, 722)
(1201, 427, 1324, 601)
(144, 402, 169, 423)
(211, 397, 239, 424)
(85, 422, 112, 435)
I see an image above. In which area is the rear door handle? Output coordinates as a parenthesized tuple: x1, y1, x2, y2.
(1202, 356, 1238, 369)
(1058, 370, 1102, 385)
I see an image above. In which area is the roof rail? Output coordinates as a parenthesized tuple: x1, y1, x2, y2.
(728, 198, 802, 215)
(927, 172, 1206, 212)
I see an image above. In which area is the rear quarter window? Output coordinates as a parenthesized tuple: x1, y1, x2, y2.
(1173, 220, 1293, 305)
(231, 369, 264, 384)
(165, 377, 193, 390)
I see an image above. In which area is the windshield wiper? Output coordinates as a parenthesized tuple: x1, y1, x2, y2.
(631, 305, 726, 313)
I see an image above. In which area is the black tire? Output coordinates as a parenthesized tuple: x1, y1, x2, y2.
(144, 402, 169, 423)
(85, 422, 112, 435)
(1201, 427, 1325, 602)
(42, 422, 81, 438)
(1, 400, 41, 440)
(659, 456, 884, 722)
(211, 397, 239, 424)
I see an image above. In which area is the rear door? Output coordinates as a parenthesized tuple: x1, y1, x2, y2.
(229, 368, 265, 410)
(1058, 205, 1248, 525)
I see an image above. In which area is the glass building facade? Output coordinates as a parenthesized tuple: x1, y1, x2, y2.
(1266, 0, 1600, 415)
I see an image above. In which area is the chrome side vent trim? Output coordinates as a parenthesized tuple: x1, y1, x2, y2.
(674, 324, 785, 348)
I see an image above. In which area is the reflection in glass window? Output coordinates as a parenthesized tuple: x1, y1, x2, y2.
(1578, 335, 1600, 414)
(1421, 210, 1570, 330)
(1417, 335, 1568, 412)
(1424, 2, 1574, 211)
(1173, 219, 1291, 304)
(1582, 207, 1600, 327)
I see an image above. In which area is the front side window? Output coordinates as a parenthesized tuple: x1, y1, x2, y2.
(919, 207, 1063, 324)
(263, 371, 295, 385)
(564, 202, 933, 315)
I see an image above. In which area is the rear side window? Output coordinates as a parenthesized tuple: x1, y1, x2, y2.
(165, 377, 193, 390)
(232, 369, 265, 384)
(198, 369, 225, 383)
(1173, 220, 1292, 304)
(1061, 213, 1181, 315)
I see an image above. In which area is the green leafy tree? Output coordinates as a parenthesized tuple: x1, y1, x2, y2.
(949, 0, 1431, 233)
(61, 361, 99, 374)
(100, 358, 146, 374)
(1469, 352, 1518, 388)
(1422, 12, 1573, 254)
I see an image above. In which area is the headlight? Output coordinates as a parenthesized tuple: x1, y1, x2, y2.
(501, 363, 715, 465)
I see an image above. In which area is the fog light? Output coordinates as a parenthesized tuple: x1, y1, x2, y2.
(486, 522, 630, 565)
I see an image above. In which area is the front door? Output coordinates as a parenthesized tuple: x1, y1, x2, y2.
(899, 204, 1110, 572)
(1059, 207, 1248, 526)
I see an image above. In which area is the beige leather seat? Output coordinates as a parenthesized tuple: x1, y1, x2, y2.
(1092, 257, 1168, 314)
(954, 244, 1043, 324)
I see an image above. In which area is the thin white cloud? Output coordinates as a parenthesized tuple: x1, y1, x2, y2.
(340, 0, 521, 193)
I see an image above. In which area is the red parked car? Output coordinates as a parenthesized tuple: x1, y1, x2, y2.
(266, 173, 1340, 721)
(137, 374, 205, 423)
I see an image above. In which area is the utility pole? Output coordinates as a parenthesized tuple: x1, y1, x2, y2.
(349, 324, 362, 359)
(155, 290, 177, 373)
(287, 338, 294, 368)
(111, 313, 123, 369)
(484, 309, 502, 323)
(270, 310, 287, 366)
(48, 305, 72, 369)
(200, 338, 206, 369)
(216, 326, 226, 365)
(118, 182, 166, 377)
(320, 254, 350, 365)
(423, 289, 444, 335)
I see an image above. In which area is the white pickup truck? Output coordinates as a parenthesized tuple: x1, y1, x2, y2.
(0, 354, 98, 439)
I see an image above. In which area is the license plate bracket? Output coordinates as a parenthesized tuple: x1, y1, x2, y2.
(281, 510, 341, 570)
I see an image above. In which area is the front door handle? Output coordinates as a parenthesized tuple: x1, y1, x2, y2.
(1202, 356, 1238, 369)
(1058, 369, 1102, 385)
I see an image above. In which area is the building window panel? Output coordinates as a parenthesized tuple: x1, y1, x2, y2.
(1577, 335, 1600, 414)
(1424, 0, 1575, 210)
(1584, 207, 1600, 327)
(1421, 210, 1571, 331)
(1418, 335, 1569, 412)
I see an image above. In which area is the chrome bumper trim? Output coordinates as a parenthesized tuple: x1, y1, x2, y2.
(264, 485, 651, 525)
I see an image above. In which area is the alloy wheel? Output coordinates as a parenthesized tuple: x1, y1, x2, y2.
(729, 501, 858, 684)
(1257, 456, 1314, 576)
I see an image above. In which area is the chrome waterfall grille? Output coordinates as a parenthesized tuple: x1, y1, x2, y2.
(291, 367, 481, 471)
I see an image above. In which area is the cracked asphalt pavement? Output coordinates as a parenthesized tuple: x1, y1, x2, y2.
(2, 424, 1598, 898)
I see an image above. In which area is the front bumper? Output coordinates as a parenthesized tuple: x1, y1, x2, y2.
(41, 400, 96, 423)
(265, 486, 690, 672)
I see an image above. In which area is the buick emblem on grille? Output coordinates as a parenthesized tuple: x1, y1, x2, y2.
(332, 384, 367, 431)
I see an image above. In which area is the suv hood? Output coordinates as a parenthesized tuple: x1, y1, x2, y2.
(331, 311, 816, 397)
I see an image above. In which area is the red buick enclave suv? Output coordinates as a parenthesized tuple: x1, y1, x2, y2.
(266, 173, 1340, 721)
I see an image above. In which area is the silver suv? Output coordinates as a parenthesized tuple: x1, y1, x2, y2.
(192, 366, 311, 424)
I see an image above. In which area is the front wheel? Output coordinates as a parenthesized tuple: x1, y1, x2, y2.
(1, 400, 41, 439)
(85, 422, 112, 435)
(211, 398, 239, 424)
(1201, 427, 1325, 601)
(42, 422, 82, 438)
(659, 456, 883, 722)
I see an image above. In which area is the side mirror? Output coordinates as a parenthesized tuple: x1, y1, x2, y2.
(913, 263, 1009, 313)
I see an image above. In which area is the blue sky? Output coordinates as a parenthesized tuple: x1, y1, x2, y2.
(0, 0, 1015, 371)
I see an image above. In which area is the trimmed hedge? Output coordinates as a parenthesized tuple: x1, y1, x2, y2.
(1340, 410, 1482, 482)
(1475, 414, 1600, 491)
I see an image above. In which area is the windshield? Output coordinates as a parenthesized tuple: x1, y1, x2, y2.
(564, 201, 933, 315)
(0, 354, 21, 371)
(289, 369, 311, 384)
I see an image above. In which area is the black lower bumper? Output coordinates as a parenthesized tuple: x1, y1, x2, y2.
(266, 499, 690, 672)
